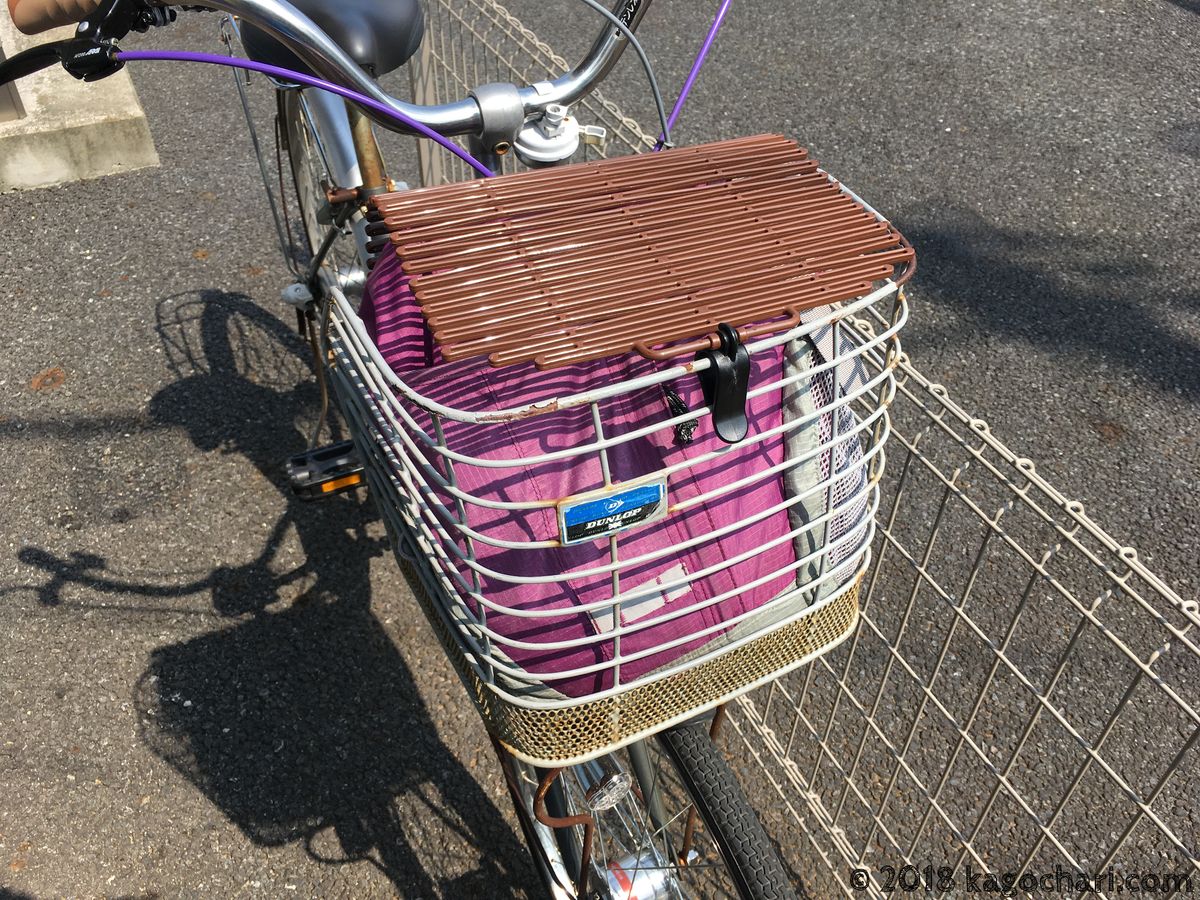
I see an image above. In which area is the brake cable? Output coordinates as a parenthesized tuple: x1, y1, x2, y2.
(654, 0, 734, 150)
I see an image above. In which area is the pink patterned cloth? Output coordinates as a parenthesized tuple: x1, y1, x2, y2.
(360, 251, 797, 697)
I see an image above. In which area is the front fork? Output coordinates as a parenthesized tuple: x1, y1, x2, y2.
(271, 84, 385, 462)
(222, 13, 381, 282)
(279, 86, 383, 274)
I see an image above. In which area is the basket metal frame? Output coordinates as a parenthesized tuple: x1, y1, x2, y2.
(325, 273, 906, 707)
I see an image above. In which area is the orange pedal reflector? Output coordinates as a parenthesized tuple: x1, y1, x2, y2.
(320, 472, 364, 493)
(287, 440, 365, 501)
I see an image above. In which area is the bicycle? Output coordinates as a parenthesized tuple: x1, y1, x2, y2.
(0, 1, 915, 896)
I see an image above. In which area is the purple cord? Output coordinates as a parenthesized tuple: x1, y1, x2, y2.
(115, 49, 496, 177)
(655, 0, 733, 150)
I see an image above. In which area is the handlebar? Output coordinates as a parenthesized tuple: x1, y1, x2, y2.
(211, 0, 652, 136)
(0, 40, 63, 81)
(206, 0, 481, 133)
(1, 0, 653, 138)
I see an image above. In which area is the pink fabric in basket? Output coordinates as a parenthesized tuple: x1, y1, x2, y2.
(361, 251, 797, 697)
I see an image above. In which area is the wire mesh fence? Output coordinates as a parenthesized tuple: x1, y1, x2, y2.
(406, 1, 1199, 895)
(728, 355, 1199, 897)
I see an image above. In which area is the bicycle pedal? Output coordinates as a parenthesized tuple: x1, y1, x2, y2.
(287, 440, 365, 500)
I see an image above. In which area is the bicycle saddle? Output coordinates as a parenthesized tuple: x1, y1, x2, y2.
(239, 0, 424, 78)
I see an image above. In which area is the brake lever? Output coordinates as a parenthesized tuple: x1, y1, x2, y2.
(58, 38, 121, 81)
(59, 0, 177, 81)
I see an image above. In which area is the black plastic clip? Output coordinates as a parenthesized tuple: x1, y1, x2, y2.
(695, 322, 750, 444)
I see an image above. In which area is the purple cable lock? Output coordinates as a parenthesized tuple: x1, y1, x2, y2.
(119, 1, 734, 168)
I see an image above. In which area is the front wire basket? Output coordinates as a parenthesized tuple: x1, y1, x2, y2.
(325, 245, 907, 764)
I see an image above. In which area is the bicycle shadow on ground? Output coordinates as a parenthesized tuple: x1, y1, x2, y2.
(1165, 0, 1200, 15)
(19, 289, 534, 897)
(134, 594, 534, 897)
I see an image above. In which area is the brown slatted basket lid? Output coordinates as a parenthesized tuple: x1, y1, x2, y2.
(369, 134, 912, 370)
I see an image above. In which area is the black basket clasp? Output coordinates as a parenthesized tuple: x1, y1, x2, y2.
(695, 323, 750, 445)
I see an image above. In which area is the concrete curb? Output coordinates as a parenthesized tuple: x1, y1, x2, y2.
(0, 18, 159, 191)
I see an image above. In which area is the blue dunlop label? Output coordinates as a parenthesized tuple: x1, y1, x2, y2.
(558, 478, 668, 545)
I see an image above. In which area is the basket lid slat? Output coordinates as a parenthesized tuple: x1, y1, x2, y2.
(368, 134, 913, 369)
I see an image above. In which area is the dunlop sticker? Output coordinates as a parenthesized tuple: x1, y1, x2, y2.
(557, 478, 668, 545)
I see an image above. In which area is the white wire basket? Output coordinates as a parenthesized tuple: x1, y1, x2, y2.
(327, 260, 907, 764)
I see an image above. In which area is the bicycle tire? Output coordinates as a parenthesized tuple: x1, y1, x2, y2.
(656, 719, 798, 900)
(497, 717, 797, 899)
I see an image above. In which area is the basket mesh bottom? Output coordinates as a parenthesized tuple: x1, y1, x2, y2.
(400, 551, 860, 765)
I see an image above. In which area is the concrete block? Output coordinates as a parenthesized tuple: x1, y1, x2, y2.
(0, 17, 158, 190)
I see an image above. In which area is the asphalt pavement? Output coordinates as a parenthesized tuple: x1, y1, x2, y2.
(1, 0, 1197, 897)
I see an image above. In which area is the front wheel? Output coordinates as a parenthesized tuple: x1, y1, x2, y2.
(278, 87, 368, 300)
(497, 716, 797, 899)
(655, 719, 797, 899)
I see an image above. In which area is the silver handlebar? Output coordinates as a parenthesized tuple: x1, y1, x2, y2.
(202, 0, 652, 136)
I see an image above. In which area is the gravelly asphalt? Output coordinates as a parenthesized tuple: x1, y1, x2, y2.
(1, 0, 1197, 897)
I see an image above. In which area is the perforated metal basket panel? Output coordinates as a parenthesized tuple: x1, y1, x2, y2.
(397, 549, 861, 767)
